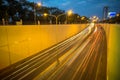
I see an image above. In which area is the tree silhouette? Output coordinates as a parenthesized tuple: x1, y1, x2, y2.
(0, 0, 89, 25)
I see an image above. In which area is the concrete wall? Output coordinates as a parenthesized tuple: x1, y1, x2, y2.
(101, 24, 120, 80)
(107, 24, 120, 80)
(0, 24, 87, 70)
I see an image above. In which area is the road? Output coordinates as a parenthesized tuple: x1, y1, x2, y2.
(0, 23, 107, 80)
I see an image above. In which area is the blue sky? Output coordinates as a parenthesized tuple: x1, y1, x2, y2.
(28, 0, 120, 19)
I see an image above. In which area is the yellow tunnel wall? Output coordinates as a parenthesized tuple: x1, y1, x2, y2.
(0, 24, 87, 70)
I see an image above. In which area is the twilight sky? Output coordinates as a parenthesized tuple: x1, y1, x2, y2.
(28, 0, 120, 19)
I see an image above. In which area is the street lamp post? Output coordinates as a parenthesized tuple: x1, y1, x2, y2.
(34, 2, 42, 25)
(44, 13, 65, 24)
(66, 10, 73, 24)
(34, 4, 36, 25)
(43, 10, 73, 24)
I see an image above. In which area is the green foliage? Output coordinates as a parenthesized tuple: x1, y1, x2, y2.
(0, 0, 89, 25)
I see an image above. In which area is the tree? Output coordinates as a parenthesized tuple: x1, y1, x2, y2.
(80, 16, 89, 23)
(0, 0, 89, 25)
(67, 14, 81, 24)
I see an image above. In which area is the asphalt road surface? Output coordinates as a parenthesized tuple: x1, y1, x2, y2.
(0, 23, 107, 80)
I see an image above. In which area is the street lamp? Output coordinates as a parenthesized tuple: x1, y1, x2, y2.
(67, 10, 73, 16)
(37, 2, 42, 7)
(66, 10, 73, 24)
(44, 13, 58, 24)
(43, 10, 73, 24)
(116, 14, 119, 17)
(43, 13, 48, 17)
(44, 13, 65, 24)
(34, 2, 42, 25)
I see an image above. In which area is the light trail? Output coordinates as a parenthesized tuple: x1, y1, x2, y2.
(0, 23, 107, 80)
